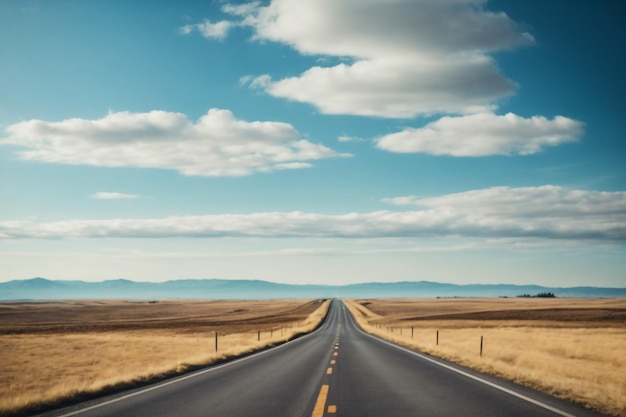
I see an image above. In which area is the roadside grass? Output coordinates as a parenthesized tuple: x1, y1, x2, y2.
(0, 299, 330, 416)
(344, 298, 626, 417)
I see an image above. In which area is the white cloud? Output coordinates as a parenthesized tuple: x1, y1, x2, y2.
(255, 55, 509, 118)
(221, 2, 261, 17)
(0, 109, 349, 176)
(2, 186, 624, 242)
(338, 135, 366, 143)
(224, 0, 533, 117)
(376, 112, 584, 156)
(235, 0, 530, 60)
(238, 75, 254, 87)
(382, 196, 421, 206)
(407, 185, 626, 218)
(180, 19, 233, 40)
(91, 192, 139, 200)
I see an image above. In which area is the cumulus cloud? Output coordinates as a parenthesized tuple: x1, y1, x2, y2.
(91, 192, 139, 200)
(257, 56, 510, 118)
(221, 0, 533, 117)
(0, 109, 348, 176)
(2, 186, 624, 242)
(180, 19, 233, 40)
(376, 112, 584, 156)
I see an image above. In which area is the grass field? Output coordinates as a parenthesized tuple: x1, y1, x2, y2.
(0, 299, 330, 416)
(344, 298, 626, 417)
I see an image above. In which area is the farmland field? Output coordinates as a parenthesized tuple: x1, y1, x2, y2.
(0, 299, 329, 416)
(345, 298, 626, 417)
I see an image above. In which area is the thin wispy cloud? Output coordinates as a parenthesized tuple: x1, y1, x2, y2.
(383, 185, 626, 218)
(180, 19, 234, 40)
(337, 135, 366, 143)
(91, 192, 139, 200)
(3, 186, 624, 243)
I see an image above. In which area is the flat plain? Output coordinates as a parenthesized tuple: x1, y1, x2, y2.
(345, 298, 626, 417)
(0, 299, 329, 416)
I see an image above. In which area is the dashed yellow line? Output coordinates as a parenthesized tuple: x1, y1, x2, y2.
(311, 385, 329, 417)
(311, 342, 341, 416)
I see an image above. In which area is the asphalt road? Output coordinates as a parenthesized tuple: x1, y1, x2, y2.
(42, 300, 608, 417)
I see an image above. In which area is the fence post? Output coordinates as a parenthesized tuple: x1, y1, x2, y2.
(411, 326, 414, 339)
(480, 336, 483, 357)
(215, 331, 218, 352)
(258, 330, 260, 341)
(436, 330, 439, 345)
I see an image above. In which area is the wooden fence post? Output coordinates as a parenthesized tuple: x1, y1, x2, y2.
(480, 336, 483, 356)
(215, 331, 218, 352)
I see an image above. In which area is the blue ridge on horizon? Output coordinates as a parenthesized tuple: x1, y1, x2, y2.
(0, 277, 624, 300)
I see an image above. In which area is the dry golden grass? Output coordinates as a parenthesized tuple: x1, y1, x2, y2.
(0, 299, 330, 416)
(345, 298, 626, 417)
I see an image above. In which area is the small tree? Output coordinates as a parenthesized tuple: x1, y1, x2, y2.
(536, 292, 556, 298)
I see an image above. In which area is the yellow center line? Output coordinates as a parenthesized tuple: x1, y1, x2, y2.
(330, 360, 336, 365)
(333, 352, 338, 357)
(311, 384, 329, 417)
(328, 405, 337, 413)
(326, 367, 333, 375)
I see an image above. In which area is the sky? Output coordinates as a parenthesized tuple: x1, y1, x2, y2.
(0, 0, 625, 287)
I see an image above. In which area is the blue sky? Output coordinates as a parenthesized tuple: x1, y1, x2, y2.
(1, 0, 624, 287)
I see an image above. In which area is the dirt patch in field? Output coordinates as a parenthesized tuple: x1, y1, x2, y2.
(403, 308, 626, 322)
(359, 298, 626, 326)
(0, 299, 323, 335)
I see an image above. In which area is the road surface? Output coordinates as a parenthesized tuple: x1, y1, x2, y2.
(42, 300, 607, 417)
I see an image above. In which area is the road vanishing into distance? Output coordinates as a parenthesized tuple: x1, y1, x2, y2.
(43, 300, 607, 417)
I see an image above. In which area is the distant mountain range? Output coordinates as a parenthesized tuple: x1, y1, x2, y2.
(1, 278, 625, 300)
